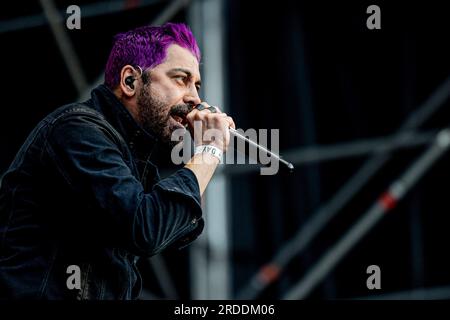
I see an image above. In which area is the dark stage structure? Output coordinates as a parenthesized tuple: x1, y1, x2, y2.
(1, 0, 449, 299)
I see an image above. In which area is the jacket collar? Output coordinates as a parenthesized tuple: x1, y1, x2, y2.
(88, 84, 158, 159)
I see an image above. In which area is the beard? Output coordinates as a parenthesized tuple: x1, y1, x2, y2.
(136, 84, 193, 149)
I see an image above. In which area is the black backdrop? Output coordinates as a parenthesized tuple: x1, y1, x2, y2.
(1, 0, 449, 299)
(227, 0, 450, 298)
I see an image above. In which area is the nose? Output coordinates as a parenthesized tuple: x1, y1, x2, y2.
(183, 85, 201, 106)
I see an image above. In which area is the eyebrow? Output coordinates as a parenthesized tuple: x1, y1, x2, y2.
(168, 68, 201, 87)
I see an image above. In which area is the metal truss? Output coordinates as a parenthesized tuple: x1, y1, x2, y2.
(0, 0, 166, 34)
(8, 0, 450, 301)
(284, 127, 450, 299)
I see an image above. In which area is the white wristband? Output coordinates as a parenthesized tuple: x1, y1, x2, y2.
(194, 145, 223, 162)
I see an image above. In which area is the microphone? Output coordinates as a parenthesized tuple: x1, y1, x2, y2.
(184, 103, 294, 171)
(229, 127, 294, 171)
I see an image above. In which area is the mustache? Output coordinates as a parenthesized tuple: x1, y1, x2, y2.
(169, 104, 195, 119)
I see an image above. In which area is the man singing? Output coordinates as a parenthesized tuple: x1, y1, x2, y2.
(0, 22, 235, 299)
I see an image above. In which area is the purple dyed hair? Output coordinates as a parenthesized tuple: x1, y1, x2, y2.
(104, 23, 201, 89)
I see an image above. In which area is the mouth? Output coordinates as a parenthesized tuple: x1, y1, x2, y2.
(169, 114, 188, 128)
(169, 105, 193, 129)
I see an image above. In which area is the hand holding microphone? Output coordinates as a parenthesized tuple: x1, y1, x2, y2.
(184, 102, 235, 154)
(184, 103, 294, 171)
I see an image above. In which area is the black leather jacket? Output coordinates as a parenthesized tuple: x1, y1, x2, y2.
(0, 85, 204, 299)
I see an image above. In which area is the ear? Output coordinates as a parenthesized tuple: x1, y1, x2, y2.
(119, 65, 137, 97)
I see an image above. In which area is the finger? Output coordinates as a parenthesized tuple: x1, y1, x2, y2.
(208, 106, 224, 114)
(207, 114, 235, 129)
(191, 104, 214, 119)
(212, 106, 223, 113)
(186, 108, 199, 123)
(196, 103, 223, 114)
(186, 107, 211, 123)
(226, 116, 236, 129)
(207, 112, 227, 118)
(200, 114, 234, 133)
(195, 103, 207, 111)
(195, 102, 212, 110)
(208, 106, 218, 113)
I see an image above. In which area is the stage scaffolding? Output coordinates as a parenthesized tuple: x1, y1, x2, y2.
(8, 0, 450, 300)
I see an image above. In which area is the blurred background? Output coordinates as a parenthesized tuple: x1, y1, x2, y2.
(1, 0, 450, 299)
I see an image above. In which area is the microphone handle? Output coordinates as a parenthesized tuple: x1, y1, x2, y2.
(229, 128, 294, 171)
